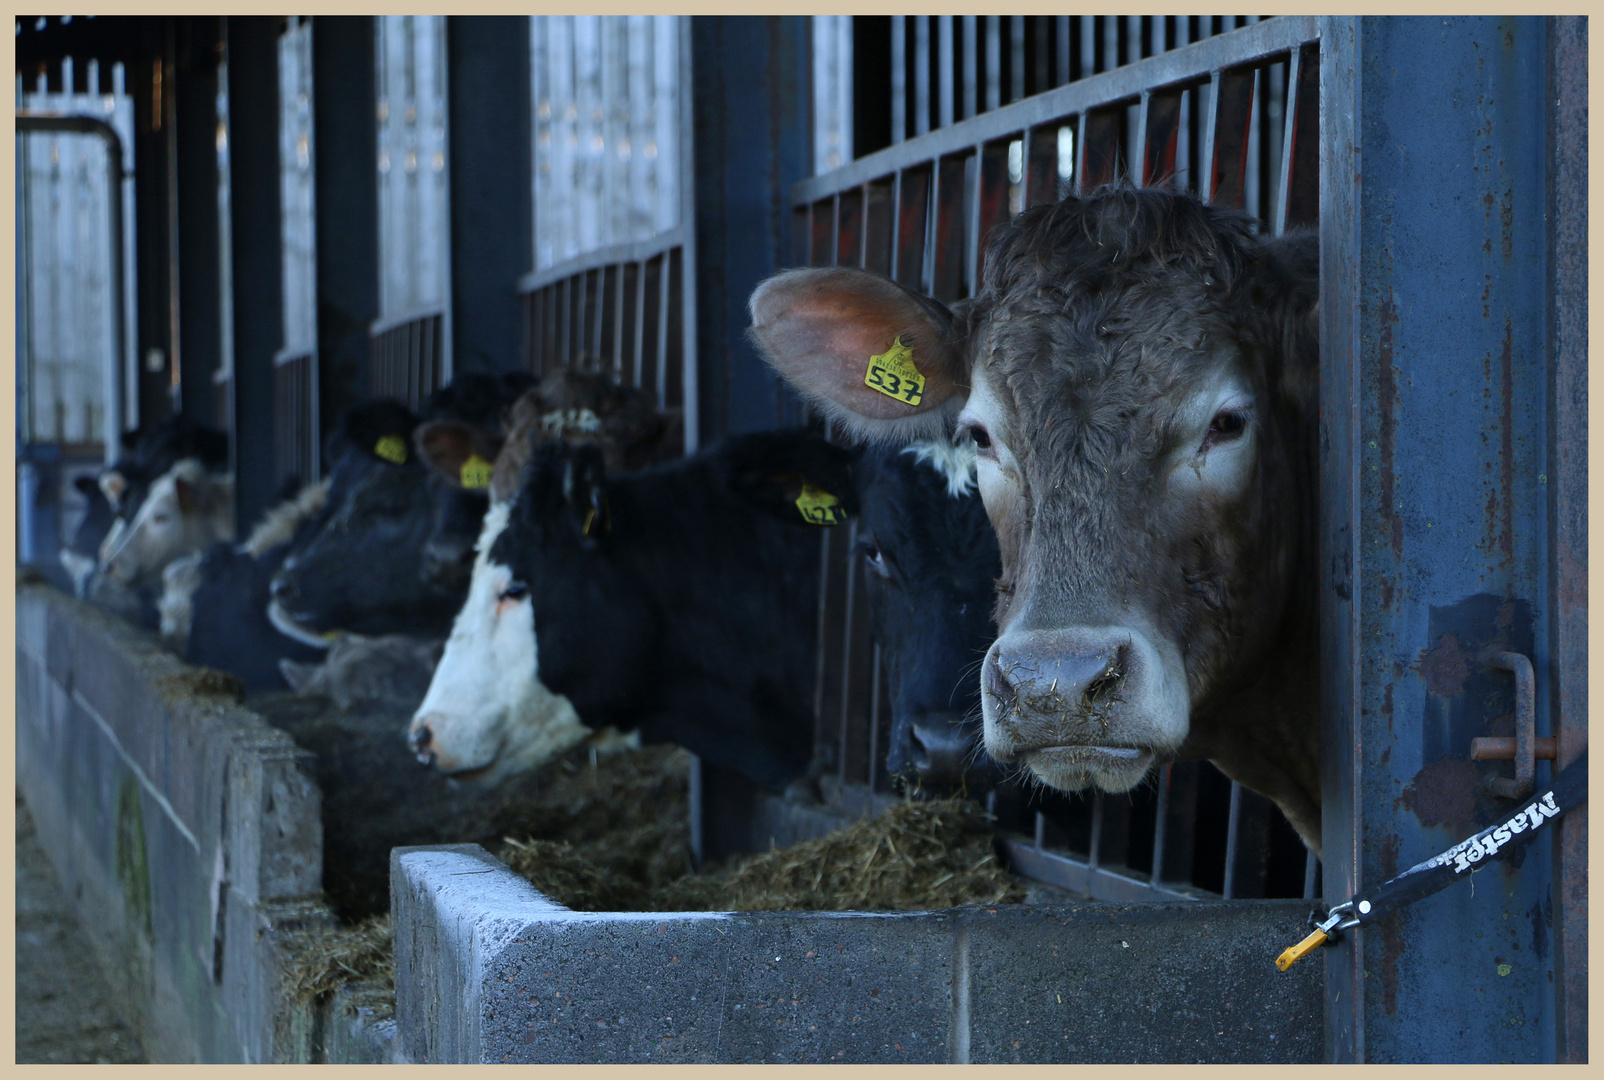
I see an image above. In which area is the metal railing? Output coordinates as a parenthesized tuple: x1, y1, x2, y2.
(273, 348, 317, 488)
(370, 309, 446, 411)
(795, 15, 1322, 903)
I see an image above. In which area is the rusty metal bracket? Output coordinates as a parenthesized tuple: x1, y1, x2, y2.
(1471, 651, 1536, 799)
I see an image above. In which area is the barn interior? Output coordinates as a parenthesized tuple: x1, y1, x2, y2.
(13, 14, 1585, 1065)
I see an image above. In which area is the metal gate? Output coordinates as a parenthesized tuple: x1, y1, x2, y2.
(795, 16, 1322, 902)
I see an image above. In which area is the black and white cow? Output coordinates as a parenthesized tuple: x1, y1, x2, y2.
(408, 430, 856, 793)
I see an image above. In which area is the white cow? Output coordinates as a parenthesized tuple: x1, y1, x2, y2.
(100, 458, 234, 591)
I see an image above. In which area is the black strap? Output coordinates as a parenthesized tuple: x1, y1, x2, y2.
(1350, 753, 1587, 927)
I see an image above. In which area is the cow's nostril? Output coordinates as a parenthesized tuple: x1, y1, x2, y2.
(271, 574, 296, 602)
(1083, 645, 1129, 703)
(409, 723, 433, 764)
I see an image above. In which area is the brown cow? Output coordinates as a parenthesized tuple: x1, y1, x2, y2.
(749, 189, 1321, 851)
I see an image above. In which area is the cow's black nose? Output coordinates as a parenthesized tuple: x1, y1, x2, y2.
(909, 714, 976, 784)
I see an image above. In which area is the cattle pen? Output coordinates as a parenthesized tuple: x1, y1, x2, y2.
(13, 15, 1587, 1064)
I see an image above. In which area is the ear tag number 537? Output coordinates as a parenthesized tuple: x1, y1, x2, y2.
(865, 335, 925, 407)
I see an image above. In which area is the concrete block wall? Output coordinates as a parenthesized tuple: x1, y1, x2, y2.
(15, 583, 342, 1062)
(392, 844, 1324, 1063)
(18, 582, 1326, 1064)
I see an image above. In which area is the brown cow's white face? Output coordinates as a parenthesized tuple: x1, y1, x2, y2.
(958, 352, 1262, 794)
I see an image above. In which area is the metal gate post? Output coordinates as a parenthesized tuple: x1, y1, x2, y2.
(688, 15, 813, 442)
(1320, 16, 1564, 1062)
(312, 15, 380, 455)
(447, 15, 532, 379)
(224, 16, 285, 534)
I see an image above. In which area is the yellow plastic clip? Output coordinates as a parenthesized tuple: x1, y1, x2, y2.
(1276, 928, 1328, 972)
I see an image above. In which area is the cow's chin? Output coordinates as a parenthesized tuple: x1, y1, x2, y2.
(1021, 745, 1156, 793)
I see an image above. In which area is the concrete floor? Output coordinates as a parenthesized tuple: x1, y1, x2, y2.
(14, 795, 147, 1064)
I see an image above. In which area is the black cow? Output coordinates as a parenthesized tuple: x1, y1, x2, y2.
(853, 443, 1003, 791)
(270, 375, 534, 641)
(408, 430, 856, 794)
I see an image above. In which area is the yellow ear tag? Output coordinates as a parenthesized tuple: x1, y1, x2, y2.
(374, 435, 408, 464)
(796, 483, 847, 526)
(864, 334, 926, 407)
(459, 453, 493, 489)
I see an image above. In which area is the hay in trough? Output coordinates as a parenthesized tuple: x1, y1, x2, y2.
(658, 797, 1026, 912)
(499, 795, 1024, 913)
(279, 915, 394, 1011)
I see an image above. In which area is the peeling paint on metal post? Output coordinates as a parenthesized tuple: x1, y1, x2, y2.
(1322, 16, 1557, 1063)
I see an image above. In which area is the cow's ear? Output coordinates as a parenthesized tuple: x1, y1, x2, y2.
(99, 470, 127, 509)
(561, 444, 610, 545)
(415, 420, 503, 491)
(718, 432, 860, 527)
(749, 267, 969, 446)
(173, 476, 198, 514)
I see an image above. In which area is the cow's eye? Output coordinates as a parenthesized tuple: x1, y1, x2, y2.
(498, 582, 529, 604)
(857, 538, 891, 578)
(962, 423, 993, 453)
(1202, 410, 1248, 450)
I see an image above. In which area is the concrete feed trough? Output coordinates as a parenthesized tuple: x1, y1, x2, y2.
(15, 581, 1323, 1063)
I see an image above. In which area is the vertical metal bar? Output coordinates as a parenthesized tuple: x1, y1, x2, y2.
(888, 169, 903, 280)
(1149, 763, 1171, 883)
(1222, 781, 1242, 900)
(1276, 43, 1321, 234)
(655, 252, 670, 411)
(914, 16, 931, 137)
(1303, 850, 1319, 901)
(937, 16, 954, 129)
(1080, 16, 1096, 77)
(1546, 15, 1588, 1064)
(1056, 15, 1071, 86)
(867, 643, 883, 795)
(890, 15, 906, 144)
(982, 16, 998, 114)
(962, 15, 978, 120)
(632, 259, 647, 388)
(1087, 791, 1105, 870)
(1033, 810, 1045, 851)
(1010, 15, 1025, 104)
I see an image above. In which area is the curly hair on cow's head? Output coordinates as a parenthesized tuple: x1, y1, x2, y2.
(976, 186, 1260, 306)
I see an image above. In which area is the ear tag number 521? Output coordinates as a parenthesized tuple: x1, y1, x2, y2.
(796, 484, 846, 525)
(865, 335, 925, 407)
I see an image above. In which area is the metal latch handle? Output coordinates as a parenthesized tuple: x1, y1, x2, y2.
(1474, 651, 1535, 800)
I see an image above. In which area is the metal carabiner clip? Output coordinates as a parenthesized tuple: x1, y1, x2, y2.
(1276, 902, 1359, 971)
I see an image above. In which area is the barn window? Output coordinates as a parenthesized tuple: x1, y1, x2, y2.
(523, 15, 692, 433)
(372, 14, 451, 405)
(16, 58, 137, 448)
